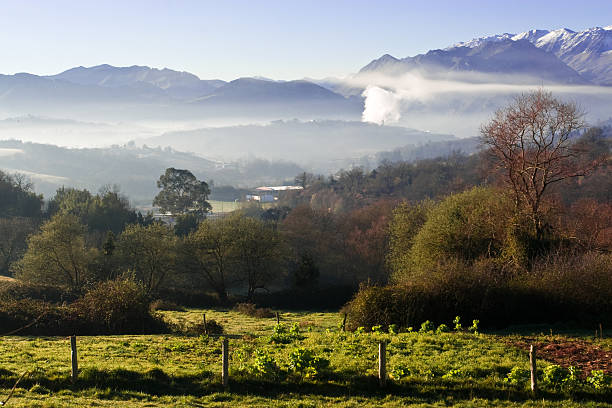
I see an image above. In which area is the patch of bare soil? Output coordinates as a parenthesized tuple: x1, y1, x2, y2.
(510, 338, 612, 376)
(0, 276, 16, 282)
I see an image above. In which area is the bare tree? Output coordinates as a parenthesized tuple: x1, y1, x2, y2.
(481, 89, 602, 238)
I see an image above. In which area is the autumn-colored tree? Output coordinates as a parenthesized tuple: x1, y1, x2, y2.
(481, 89, 602, 238)
(342, 199, 397, 283)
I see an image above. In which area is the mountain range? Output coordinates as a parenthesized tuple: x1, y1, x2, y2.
(361, 26, 612, 85)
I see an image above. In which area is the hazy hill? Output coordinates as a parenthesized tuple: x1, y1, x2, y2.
(0, 140, 304, 204)
(141, 120, 454, 172)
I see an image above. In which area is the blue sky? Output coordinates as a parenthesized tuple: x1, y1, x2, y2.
(1, 0, 610, 80)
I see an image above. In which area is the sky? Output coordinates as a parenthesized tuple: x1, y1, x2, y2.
(1, 0, 611, 80)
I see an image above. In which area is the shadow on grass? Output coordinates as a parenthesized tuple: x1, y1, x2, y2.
(1, 367, 610, 404)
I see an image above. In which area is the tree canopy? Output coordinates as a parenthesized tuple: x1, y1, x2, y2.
(153, 168, 211, 216)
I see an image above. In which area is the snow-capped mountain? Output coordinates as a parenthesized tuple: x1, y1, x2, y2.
(531, 27, 612, 85)
(360, 38, 587, 84)
(361, 26, 612, 85)
(450, 26, 612, 85)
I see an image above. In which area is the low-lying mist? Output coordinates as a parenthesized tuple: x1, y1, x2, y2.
(349, 71, 612, 137)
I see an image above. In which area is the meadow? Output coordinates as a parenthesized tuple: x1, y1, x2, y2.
(0, 309, 610, 407)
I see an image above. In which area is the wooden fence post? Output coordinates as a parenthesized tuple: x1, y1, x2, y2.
(203, 313, 207, 335)
(70, 335, 78, 383)
(529, 344, 537, 394)
(222, 338, 229, 387)
(342, 313, 347, 332)
(600, 323, 603, 339)
(276, 312, 280, 325)
(378, 341, 387, 388)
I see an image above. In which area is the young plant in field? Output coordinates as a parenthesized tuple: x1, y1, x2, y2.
(269, 323, 304, 344)
(468, 319, 480, 334)
(388, 324, 398, 335)
(250, 349, 283, 380)
(587, 370, 611, 390)
(354, 326, 366, 334)
(504, 366, 530, 387)
(442, 368, 463, 379)
(287, 348, 329, 379)
(563, 366, 583, 392)
(390, 364, 413, 380)
(542, 365, 569, 391)
(419, 320, 435, 333)
(453, 316, 462, 331)
(436, 324, 450, 334)
(371, 325, 383, 334)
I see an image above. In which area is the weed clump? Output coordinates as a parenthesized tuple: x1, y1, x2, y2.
(233, 303, 275, 318)
(270, 323, 303, 344)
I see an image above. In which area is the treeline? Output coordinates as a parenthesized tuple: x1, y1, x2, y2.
(1, 103, 610, 333)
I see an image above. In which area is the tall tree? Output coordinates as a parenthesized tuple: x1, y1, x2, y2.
(0, 217, 38, 276)
(183, 216, 237, 302)
(153, 168, 212, 216)
(117, 223, 176, 295)
(231, 215, 286, 300)
(0, 171, 43, 218)
(480, 89, 603, 238)
(15, 214, 94, 290)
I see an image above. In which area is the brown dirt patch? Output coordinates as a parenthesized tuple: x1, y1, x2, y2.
(0, 276, 16, 282)
(510, 337, 612, 376)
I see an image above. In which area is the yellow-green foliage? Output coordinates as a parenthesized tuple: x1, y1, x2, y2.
(387, 200, 434, 280)
(14, 213, 96, 290)
(392, 187, 513, 282)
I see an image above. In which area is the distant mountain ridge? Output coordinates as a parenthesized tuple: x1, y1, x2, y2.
(48, 64, 226, 100)
(0, 65, 362, 121)
(361, 26, 612, 85)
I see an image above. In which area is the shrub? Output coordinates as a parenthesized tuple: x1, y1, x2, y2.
(397, 187, 513, 280)
(0, 279, 167, 335)
(345, 251, 612, 330)
(0, 298, 74, 336)
(204, 319, 224, 335)
(287, 348, 329, 379)
(233, 302, 275, 318)
(0, 280, 76, 303)
(73, 279, 164, 334)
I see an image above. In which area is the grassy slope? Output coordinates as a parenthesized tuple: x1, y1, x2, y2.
(0, 309, 610, 407)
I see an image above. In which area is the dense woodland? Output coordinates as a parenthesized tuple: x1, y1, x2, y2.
(0, 92, 611, 335)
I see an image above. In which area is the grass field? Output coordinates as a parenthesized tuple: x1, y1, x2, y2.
(0, 309, 610, 407)
(208, 200, 242, 213)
